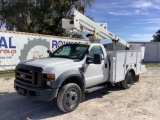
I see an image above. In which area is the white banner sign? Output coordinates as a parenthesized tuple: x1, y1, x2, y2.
(0, 31, 88, 71)
(50, 38, 89, 52)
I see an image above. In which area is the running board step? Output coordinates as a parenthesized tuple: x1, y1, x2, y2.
(85, 84, 108, 93)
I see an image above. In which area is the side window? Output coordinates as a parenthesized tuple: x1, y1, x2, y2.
(89, 45, 104, 57)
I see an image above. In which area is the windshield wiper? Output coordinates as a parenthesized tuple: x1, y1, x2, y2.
(51, 55, 72, 59)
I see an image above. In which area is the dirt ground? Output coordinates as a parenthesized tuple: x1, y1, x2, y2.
(0, 67, 160, 120)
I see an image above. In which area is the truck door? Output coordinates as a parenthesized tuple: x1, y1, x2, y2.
(84, 45, 108, 87)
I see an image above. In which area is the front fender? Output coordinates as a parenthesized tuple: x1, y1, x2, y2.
(52, 70, 85, 89)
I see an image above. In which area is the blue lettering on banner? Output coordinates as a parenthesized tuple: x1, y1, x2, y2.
(52, 40, 67, 49)
(0, 37, 7, 48)
(52, 40, 58, 49)
(9, 37, 16, 48)
(0, 36, 16, 55)
(0, 36, 16, 48)
(52, 39, 82, 49)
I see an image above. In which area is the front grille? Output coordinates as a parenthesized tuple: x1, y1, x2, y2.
(15, 64, 42, 87)
(16, 69, 34, 85)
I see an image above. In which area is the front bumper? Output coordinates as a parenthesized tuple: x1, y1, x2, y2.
(14, 80, 58, 101)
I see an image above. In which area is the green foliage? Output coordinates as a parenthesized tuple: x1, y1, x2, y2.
(71, 34, 83, 39)
(0, 71, 15, 79)
(152, 29, 160, 42)
(143, 63, 160, 67)
(0, 0, 94, 36)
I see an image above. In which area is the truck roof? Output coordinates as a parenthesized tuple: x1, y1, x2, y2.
(62, 43, 102, 46)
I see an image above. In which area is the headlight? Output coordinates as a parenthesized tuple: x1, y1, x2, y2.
(43, 74, 55, 80)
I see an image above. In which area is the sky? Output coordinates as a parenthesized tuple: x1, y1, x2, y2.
(1, 0, 159, 43)
(85, 0, 160, 42)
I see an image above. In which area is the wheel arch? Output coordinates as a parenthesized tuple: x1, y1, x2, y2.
(129, 69, 135, 76)
(52, 70, 85, 99)
(122, 68, 135, 89)
(126, 68, 136, 81)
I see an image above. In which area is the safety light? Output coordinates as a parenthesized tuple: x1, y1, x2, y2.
(46, 74, 55, 79)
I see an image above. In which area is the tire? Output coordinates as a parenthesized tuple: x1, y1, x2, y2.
(122, 72, 134, 89)
(115, 82, 121, 87)
(134, 75, 140, 82)
(57, 83, 82, 112)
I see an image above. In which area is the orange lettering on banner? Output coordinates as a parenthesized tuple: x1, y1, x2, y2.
(0, 50, 16, 55)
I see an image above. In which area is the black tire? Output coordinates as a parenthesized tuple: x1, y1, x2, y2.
(134, 75, 140, 82)
(115, 82, 121, 87)
(57, 83, 82, 112)
(122, 72, 134, 89)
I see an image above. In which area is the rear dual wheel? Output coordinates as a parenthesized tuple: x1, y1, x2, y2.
(122, 72, 134, 89)
(134, 75, 139, 82)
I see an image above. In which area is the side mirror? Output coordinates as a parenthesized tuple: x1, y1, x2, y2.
(47, 50, 52, 57)
(86, 54, 102, 64)
(47, 50, 51, 53)
(94, 54, 102, 64)
(86, 56, 94, 64)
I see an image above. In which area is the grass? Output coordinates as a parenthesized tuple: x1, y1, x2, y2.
(0, 71, 15, 80)
(143, 63, 160, 67)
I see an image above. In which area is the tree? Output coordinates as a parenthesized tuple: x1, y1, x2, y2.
(152, 29, 160, 42)
(0, 0, 94, 36)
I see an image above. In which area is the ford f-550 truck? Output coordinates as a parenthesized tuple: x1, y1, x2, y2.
(14, 10, 145, 112)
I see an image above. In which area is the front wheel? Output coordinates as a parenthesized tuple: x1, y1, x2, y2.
(122, 72, 134, 89)
(57, 83, 82, 112)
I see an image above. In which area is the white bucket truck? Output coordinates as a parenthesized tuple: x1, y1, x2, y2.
(14, 10, 146, 112)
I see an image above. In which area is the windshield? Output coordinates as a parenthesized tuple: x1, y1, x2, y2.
(51, 44, 89, 60)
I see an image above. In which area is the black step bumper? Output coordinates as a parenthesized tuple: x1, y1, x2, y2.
(14, 81, 58, 101)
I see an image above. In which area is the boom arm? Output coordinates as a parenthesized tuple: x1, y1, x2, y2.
(62, 10, 130, 48)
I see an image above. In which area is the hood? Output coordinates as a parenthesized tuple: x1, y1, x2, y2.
(20, 57, 76, 72)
